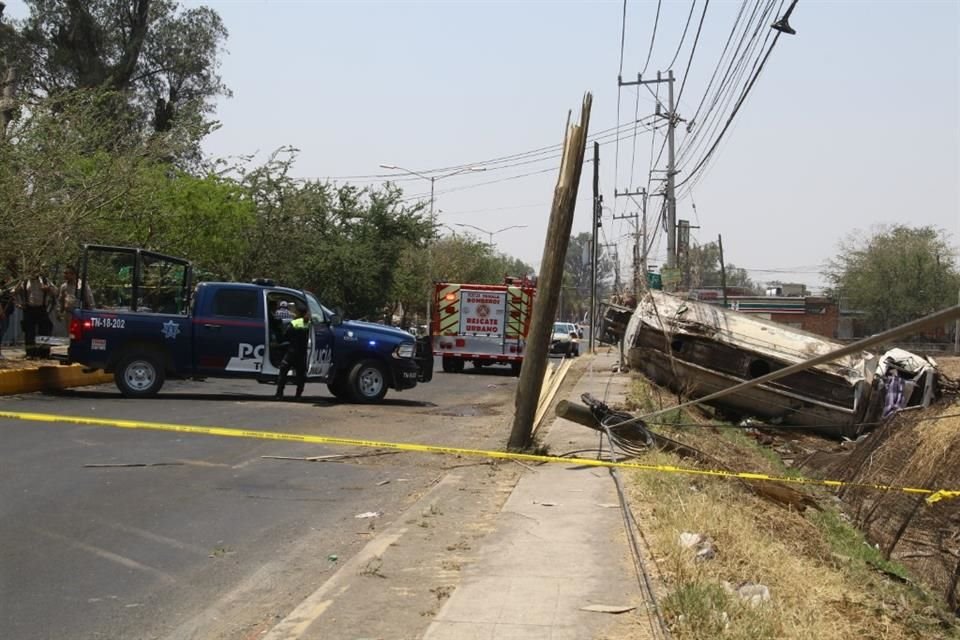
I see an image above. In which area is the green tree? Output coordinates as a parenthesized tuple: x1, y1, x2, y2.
(559, 232, 613, 322)
(0, 88, 207, 271)
(227, 148, 433, 320)
(826, 225, 960, 332)
(15, 0, 229, 135)
(686, 240, 758, 292)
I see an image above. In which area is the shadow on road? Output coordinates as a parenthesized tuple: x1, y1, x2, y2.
(46, 389, 437, 409)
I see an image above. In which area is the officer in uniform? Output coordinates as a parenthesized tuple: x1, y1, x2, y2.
(275, 303, 311, 399)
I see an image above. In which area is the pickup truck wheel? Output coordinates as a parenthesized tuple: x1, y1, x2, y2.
(115, 352, 165, 397)
(348, 360, 388, 403)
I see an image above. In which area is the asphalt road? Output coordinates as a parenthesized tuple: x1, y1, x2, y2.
(0, 361, 522, 640)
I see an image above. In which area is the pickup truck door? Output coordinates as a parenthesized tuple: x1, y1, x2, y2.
(195, 287, 266, 375)
(304, 292, 334, 381)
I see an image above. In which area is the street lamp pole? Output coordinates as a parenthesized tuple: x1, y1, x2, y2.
(453, 223, 528, 248)
(379, 164, 485, 329)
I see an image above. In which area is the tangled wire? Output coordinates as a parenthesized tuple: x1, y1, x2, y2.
(580, 392, 656, 456)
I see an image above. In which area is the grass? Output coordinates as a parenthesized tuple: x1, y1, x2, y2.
(621, 376, 959, 640)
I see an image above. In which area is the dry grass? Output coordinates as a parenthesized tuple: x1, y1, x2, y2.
(621, 376, 959, 640)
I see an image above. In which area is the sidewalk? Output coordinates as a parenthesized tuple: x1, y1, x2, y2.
(0, 345, 111, 395)
(422, 349, 643, 639)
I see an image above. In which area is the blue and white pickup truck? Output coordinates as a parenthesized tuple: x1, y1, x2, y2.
(67, 245, 433, 402)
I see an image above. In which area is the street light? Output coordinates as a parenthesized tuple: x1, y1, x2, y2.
(379, 164, 486, 326)
(378, 164, 485, 222)
(453, 223, 528, 247)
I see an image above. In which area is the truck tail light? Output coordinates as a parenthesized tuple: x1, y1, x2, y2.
(69, 317, 92, 341)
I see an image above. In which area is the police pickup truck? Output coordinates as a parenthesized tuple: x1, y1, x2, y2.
(67, 245, 433, 402)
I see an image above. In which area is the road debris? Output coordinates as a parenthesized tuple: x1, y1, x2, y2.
(84, 462, 184, 468)
(724, 581, 771, 607)
(678, 531, 716, 562)
(354, 511, 382, 519)
(579, 604, 636, 614)
(376, 479, 390, 486)
(261, 450, 402, 463)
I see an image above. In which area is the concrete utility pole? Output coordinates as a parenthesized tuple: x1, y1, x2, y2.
(665, 69, 678, 269)
(718, 233, 728, 308)
(508, 93, 592, 450)
(618, 70, 679, 269)
(589, 141, 600, 353)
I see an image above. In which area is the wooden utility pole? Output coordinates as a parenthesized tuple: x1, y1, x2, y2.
(508, 93, 592, 450)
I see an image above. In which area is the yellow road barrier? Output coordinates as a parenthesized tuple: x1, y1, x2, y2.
(0, 410, 956, 504)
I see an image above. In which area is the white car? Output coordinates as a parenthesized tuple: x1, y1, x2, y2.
(550, 322, 580, 357)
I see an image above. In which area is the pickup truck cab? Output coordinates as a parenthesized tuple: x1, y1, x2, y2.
(67, 245, 433, 402)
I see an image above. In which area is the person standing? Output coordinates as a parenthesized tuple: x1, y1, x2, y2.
(57, 265, 95, 320)
(275, 303, 311, 400)
(0, 279, 14, 357)
(15, 267, 55, 356)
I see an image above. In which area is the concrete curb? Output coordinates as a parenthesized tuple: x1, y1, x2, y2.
(0, 364, 113, 395)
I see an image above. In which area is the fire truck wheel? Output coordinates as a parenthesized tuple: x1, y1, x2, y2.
(348, 359, 388, 403)
(511, 362, 522, 376)
(115, 350, 166, 398)
(442, 357, 464, 373)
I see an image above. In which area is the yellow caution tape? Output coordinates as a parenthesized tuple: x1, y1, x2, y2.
(1, 410, 957, 505)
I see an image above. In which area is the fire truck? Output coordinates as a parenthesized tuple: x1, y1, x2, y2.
(431, 276, 536, 374)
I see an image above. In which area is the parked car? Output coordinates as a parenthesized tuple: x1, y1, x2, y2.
(550, 321, 580, 357)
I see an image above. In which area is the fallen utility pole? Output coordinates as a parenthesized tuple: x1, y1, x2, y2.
(508, 93, 592, 450)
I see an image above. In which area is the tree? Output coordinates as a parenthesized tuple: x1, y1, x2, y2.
(826, 225, 960, 332)
(559, 232, 613, 322)
(686, 240, 758, 292)
(0, 88, 208, 271)
(0, 3, 26, 137)
(14, 0, 229, 135)
(225, 148, 433, 320)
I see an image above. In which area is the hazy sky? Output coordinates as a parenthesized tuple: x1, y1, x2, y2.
(8, 1, 959, 292)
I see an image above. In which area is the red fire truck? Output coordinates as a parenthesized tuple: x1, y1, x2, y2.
(431, 276, 536, 374)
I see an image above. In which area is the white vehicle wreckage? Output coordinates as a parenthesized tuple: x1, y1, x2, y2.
(601, 290, 945, 439)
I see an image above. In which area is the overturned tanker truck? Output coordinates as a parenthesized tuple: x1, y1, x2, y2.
(601, 290, 943, 439)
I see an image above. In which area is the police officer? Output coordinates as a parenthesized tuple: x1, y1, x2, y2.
(275, 303, 311, 399)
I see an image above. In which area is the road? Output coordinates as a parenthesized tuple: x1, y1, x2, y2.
(0, 361, 526, 639)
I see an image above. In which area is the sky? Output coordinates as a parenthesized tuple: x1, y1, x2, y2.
(7, 0, 959, 293)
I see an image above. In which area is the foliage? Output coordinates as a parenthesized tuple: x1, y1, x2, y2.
(559, 231, 613, 323)
(12, 0, 229, 137)
(825, 225, 960, 332)
(0, 89, 210, 272)
(226, 148, 433, 320)
(686, 240, 758, 292)
(389, 234, 535, 326)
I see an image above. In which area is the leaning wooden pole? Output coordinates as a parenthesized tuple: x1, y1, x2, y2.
(508, 93, 592, 450)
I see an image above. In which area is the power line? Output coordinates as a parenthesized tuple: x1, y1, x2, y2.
(677, 0, 778, 169)
(674, 0, 711, 110)
(685, 0, 750, 132)
(641, 0, 662, 76)
(667, 0, 698, 70)
(399, 126, 666, 202)
(676, 3, 785, 190)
